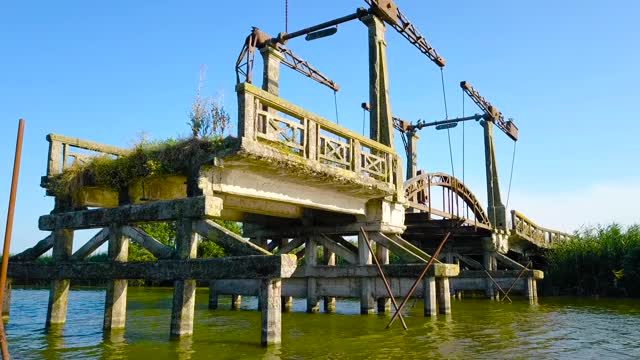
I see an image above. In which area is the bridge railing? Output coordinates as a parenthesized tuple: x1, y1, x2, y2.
(43, 133, 129, 190)
(237, 82, 400, 186)
(511, 210, 572, 246)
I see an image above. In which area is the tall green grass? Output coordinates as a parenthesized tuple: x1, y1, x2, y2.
(545, 224, 640, 297)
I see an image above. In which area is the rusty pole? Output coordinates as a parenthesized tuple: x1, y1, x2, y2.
(359, 228, 407, 330)
(0, 119, 24, 359)
(387, 231, 453, 329)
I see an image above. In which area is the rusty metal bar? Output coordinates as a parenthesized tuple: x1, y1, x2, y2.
(359, 228, 407, 330)
(0, 119, 24, 359)
(276, 8, 369, 44)
(502, 261, 532, 301)
(483, 270, 512, 303)
(387, 230, 453, 329)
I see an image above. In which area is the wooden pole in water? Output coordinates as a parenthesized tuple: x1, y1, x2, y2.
(0, 119, 25, 359)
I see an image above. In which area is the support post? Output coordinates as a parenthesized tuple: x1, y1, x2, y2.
(376, 244, 390, 313)
(483, 120, 507, 229)
(260, 45, 283, 97)
(305, 237, 320, 313)
(362, 14, 394, 148)
(281, 239, 293, 312)
(436, 277, 451, 315)
(260, 278, 282, 346)
(46, 228, 73, 327)
(525, 277, 536, 304)
(103, 225, 129, 330)
(170, 219, 198, 338)
(483, 238, 498, 300)
(358, 231, 375, 314)
(208, 282, 218, 310)
(323, 246, 336, 313)
(231, 294, 242, 310)
(423, 277, 437, 317)
(406, 132, 419, 180)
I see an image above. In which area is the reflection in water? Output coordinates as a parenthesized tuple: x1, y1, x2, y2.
(5, 288, 640, 359)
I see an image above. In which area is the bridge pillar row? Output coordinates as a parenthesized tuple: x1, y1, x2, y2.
(103, 225, 129, 331)
(170, 218, 199, 338)
(46, 228, 74, 328)
(358, 231, 376, 315)
(306, 237, 320, 313)
(376, 244, 391, 314)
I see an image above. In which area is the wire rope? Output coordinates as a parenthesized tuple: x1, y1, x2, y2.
(440, 68, 455, 178)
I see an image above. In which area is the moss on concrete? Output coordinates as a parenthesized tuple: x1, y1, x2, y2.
(48, 137, 234, 198)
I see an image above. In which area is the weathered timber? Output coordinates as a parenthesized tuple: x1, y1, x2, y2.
(294, 263, 460, 278)
(329, 235, 358, 253)
(194, 220, 271, 256)
(494, 252, 526, 270)
(39, 196, 223, 231)
(70, 228, 110, 261)
(8, 255, 298, 281)
(103, 225, 128, 330)
(46, 229, 73, 327)
(387, 234, 435, 262)
(369, 232, 430, 263)
(457, 269, 543, 280)
(11, 234, 53, 261)
(315, 234, 357, 264)
(122, 226, 173, 259)
(277, 237, 305, 254)
(454, 253, 483, 270)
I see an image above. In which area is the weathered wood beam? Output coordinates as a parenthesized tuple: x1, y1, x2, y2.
(11, 234, 53, 261)
(122, 226, 174, 259)
(8, 255, 298, 281)
(315, 234, 357, 264)
(293, 263, 459, 278)
(277, 237, 305, 254)
(39, 196, 222, 230)
(387, 234, 436, 262)
(194, 220, 271, 256)
(328, 235, 358, 253)
(457, 269, 543, 280)
(494, 252, 526, 270)
(453, 253, 483, 270)
(70, 228, 110, 261)
(369, 233, 430, 264)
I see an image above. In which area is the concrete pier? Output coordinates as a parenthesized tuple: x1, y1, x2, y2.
(46, 228, 73, 327)
(170, 219, 199, 338)
(306, 237, 320, 313)
(358, 232, 376, 314)
(437, 277, 451, 315)
(376, 245, 391, 314)
(103, 225, 129, 330)
(423, 276, 437, 317)
(260, 279, 282, 346)
(323, 247, 337, 313)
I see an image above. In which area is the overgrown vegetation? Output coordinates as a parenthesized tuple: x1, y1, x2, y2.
(544, 224, 640, 297)
(48, 67, 233, 199)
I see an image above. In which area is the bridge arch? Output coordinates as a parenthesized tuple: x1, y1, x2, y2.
(404, 172, 492, 229)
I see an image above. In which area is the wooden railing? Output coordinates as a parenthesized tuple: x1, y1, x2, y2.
(511, 210, 571, 246)
(45, 133, 129, 178)
(237, 82, 400, 185)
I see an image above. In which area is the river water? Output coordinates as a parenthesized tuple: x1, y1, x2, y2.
(5, 287, 640, 359)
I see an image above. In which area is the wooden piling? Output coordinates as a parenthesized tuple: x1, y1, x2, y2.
(170, 219, 198, 338)
(46, 229, 73, 327)
(103, 225, 129, 330)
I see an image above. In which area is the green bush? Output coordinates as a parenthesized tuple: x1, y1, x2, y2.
(545, 224, 640, 296)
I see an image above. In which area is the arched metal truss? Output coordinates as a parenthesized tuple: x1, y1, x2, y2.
(404, 172, 492, 229)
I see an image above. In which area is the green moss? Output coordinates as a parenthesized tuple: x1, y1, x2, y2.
(48, 136, 233, 198)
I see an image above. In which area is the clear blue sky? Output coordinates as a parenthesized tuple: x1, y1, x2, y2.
(1, 0, 639, 252)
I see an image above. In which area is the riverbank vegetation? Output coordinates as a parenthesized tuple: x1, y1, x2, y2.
(545, 224, 640, 297)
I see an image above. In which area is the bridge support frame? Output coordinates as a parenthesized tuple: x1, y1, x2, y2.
(103, 225, 129, 331)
